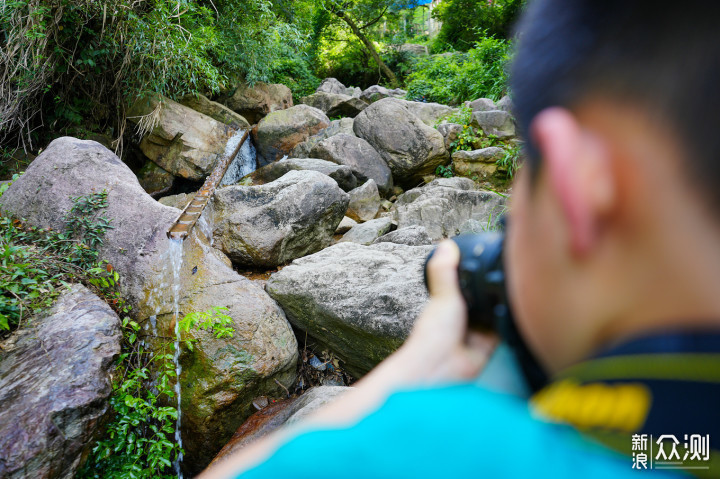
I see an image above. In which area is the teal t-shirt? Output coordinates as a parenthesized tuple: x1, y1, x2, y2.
(238, 384, 681, 478)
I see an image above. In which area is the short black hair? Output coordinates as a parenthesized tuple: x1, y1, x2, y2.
(511, 0, 720, 211)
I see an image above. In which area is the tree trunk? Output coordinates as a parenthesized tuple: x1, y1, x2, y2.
(335, 10, 399, 87)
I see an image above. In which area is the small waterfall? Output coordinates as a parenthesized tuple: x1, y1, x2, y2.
(219, 129, 257, 186)
(167, 238, 185, 478)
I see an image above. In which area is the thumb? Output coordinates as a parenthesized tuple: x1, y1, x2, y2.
(427, 240, 462, 299)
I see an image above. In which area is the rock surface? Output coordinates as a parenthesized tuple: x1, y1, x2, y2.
(290, 118, 355, 158)
(180, 94, 251, 130)
(213, 170, 349, 268)
(496, 95, 513, 112)
(465, 98, 497, 112)
(267, 242, 432, 376)
(338, 217, 394, 246)
(301, 92, 367, 118)
(353, 98, 449, 186)
(335, 216, 358, 234)
(346, 179, 381, 222)
(222, 82, 293, 124)
(128, 95, 237, 181)
(207, 386, 349, 470)
(0, 285, 121, 479)
(360, 85, 407, 103)
(0, 137, 298, 472)
(391, 177, 506, 241)
(316, 78, 357, 97)
(137, 160, 174, 197)
(452, 146, 506, 178)
(470, 110, 516, 139)
(310, 133, 393, 196)
(159, 192, 193, 210)
(253, 105, 330, 165)
(239, 157, 357, 192)
(373, 225, 432, 246)
(436, 123, 464, 150)
(399, 99, 456, 126)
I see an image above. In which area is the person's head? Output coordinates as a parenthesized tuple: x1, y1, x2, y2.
(506, 0, 720, 374)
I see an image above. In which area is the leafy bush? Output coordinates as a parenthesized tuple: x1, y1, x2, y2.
(433, 0, 525, 50)
(405, 36, 511, 104)
(0, 185, 122, 332)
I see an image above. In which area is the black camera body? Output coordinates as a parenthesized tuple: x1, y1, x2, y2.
(424, 232, 548, 392)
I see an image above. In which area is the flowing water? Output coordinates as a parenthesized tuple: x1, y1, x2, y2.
(167, 238, 185, 478)
(220, 129, 257, 186)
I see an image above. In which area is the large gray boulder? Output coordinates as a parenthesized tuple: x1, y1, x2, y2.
(470, 110, 516, 139)
(222, 82, 293, 124)
(180, 93, 251, 130)
(290, 118, 355, 158)
(213, 170, 349, 268)
(253, 105, 330, 165)
(391, 177, 507, 241)
(301, 92, 367, 118)
(128, 95, 236, 181)
(464, 98, 497, 112)
(360, 85, 407, 103)
(310, 133, 393, 196)
(437, 123, 464, 150)
(0, 285, 121, 479)
(316, 78, 348, 95)
(239, 157, 357, 192)
(266, 242, 432, 377)
(0, 137, 298, 472)
(354, 98, 449, 186)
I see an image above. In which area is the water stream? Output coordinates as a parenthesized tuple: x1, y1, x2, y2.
(220, 129, 257, 186)
(167, 238, 185, 478)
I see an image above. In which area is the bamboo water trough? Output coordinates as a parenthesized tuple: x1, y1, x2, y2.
(167, 128, 252, 241)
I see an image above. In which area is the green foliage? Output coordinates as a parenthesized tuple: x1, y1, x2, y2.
(433, 0, 525, 50)
(0, 0, 313, 151)
(81, 334, 180, 478)
(179, 306, 234, 351)
(435, 164, 454, 178)
(0, 185, 122, 332)
(405, 36, 511, 104)
(82, 307, 236, 478)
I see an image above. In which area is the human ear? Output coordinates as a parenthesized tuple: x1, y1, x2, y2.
(529, 107, 615, 257)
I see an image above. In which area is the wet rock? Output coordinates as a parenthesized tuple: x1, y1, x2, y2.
(222, 82, 293, 124)
(267, 242, 432, 377)
(335, 216, 358, 234)
(253, 105, 330, 165)
(137, 160, 174, 197)
(0, 285, 121, 479)
(0, 137, 298, 472)
(290, 117, 356, 158)
(437, 123, 464, 150)
(452, 146, 506, 179)
(239, 157, 357, 192)
(128, 95, 237, 181)
(391, 177, 506, 241)
(360, 85, 407, 103)
(310, 133, 393, 196)
(213, 170, 349, 268)
(354, 98, 449, 187)
(470, 110, 516, 139)
(338, 217, 394, 246)
(207, 386, 349, 470)
(301, 92, 367, 118)
(180, 93, 251, 130)
(346, 180, 381, 222)
(373, 225, 432, 246)
(464, 98, 497, 112)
